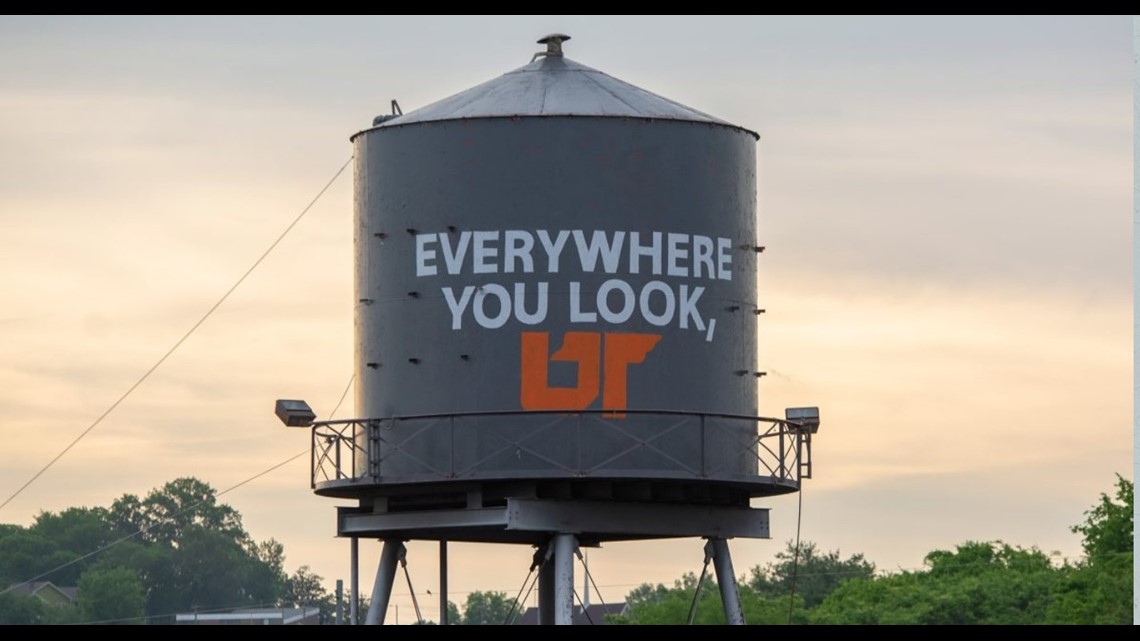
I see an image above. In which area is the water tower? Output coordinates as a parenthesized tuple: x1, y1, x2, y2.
(282, 34, 818, 625)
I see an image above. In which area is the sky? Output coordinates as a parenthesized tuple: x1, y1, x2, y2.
(0, 15, 1133, 623)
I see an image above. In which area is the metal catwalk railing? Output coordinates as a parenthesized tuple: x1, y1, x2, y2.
(311, 409, 812, 490)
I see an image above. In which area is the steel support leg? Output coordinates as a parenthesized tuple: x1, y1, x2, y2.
(538, 545, 555, 625)
(335, 579, 344, 625)
(349, 537, 359, 625)
(364, 539, 403, 625)
(439, 540, 449, 625)
(709, 538, 745, 625)
(553, 534, 577, 625)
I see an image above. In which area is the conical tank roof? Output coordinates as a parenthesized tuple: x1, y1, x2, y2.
(361, 34, 758, 139)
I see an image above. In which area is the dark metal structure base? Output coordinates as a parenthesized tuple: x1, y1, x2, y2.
(337, 498, 768, 544)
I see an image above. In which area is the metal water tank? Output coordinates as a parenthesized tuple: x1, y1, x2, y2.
(333, 34, 791, 509)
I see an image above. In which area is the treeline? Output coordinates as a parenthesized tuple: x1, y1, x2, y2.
(0, 478, 337, 624)
(1, 475, 1131, 624)
(611, 475, 1133, 625)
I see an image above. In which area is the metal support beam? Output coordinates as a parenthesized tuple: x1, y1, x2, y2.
(349, 538, 359, 625)
(582, 549, 589, 610)
(439, 541, 448, 625)
(708, 538, 745, 625)
(509, 499, 769, 539)
(553, 534, 577, 625)
(364, 539, 404, 625)
(341, 506, 508, 535)
(335, 579, 344, 625)
(537, 544, 554, 625)
(338, 500, 769, 542)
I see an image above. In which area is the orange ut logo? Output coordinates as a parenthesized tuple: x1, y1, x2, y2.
(520, 331, 661, 416)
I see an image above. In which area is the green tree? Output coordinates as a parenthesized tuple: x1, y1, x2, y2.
(1071, 474, 1133, 561)
(98, 539, 177, 619)
(458, 590, 517, 625)
(105, 478, 286, 621)
(444, 600, 461, 625)
(0, 592, 46, 625)
(284, 565, 333, 623)
(808, 570, 924, 625)
(624, 582, 670, 610)
(242, 538, 289, 609)
(0, 528, 74, 587)
(614, 572, 806, 625)
(810, 541, 1059, 625)
(749, 540, 874, 608)
(1046, 555, 1132, 625)
(110, 478, 245, 544)
(166, 524, 282, 613)
(77, 565, 146, 624)
(0, 477, 308, 625)
(1046, 475, 1133, 624)
(31, 507, 116, 556)
(39, 599, 84, 625)
(24, 507, 120, 586)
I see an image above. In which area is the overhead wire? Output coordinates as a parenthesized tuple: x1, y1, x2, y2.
(685, 552, 712, 625)
(573, 588, 593, 624)
(512, 571, 540, 624)
(786, 475, 805, 624)
(328, 374, 355, 419)
(501, 563, 539, 625)
(0, 155, 354, 513)
(576, 547, 609, 616)
(401, 561, 424, 625)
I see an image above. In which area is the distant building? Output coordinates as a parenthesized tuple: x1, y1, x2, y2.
(5, 581, 78, 608)
(175, 607, 321, 625)
(513, 603, 628, 625)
